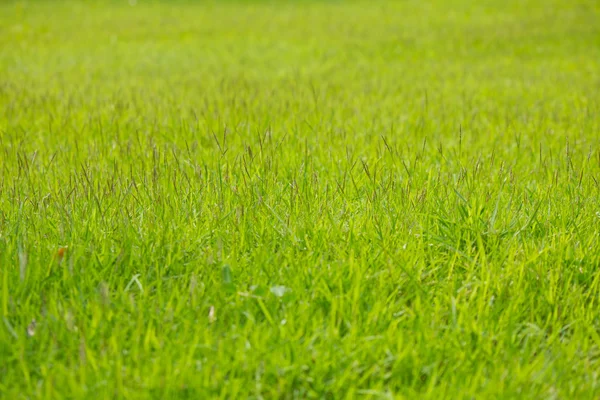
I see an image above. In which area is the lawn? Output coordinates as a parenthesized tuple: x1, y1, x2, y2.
(1, 0, 600, 398)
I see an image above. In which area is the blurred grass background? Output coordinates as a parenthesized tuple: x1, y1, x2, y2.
(1, 0, 600, 398)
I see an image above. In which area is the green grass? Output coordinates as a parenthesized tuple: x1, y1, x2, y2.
(1, 0, 600, 398)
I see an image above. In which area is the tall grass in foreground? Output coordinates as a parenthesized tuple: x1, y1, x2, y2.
(1, 0, 600, 398)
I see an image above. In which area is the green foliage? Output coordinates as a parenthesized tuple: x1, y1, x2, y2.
(1, 0, 600, 398)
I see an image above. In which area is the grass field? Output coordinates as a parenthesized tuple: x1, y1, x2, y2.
(1, 0, 600, 398)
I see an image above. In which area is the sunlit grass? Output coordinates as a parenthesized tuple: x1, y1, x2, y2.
(1, 0, 600, 398)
